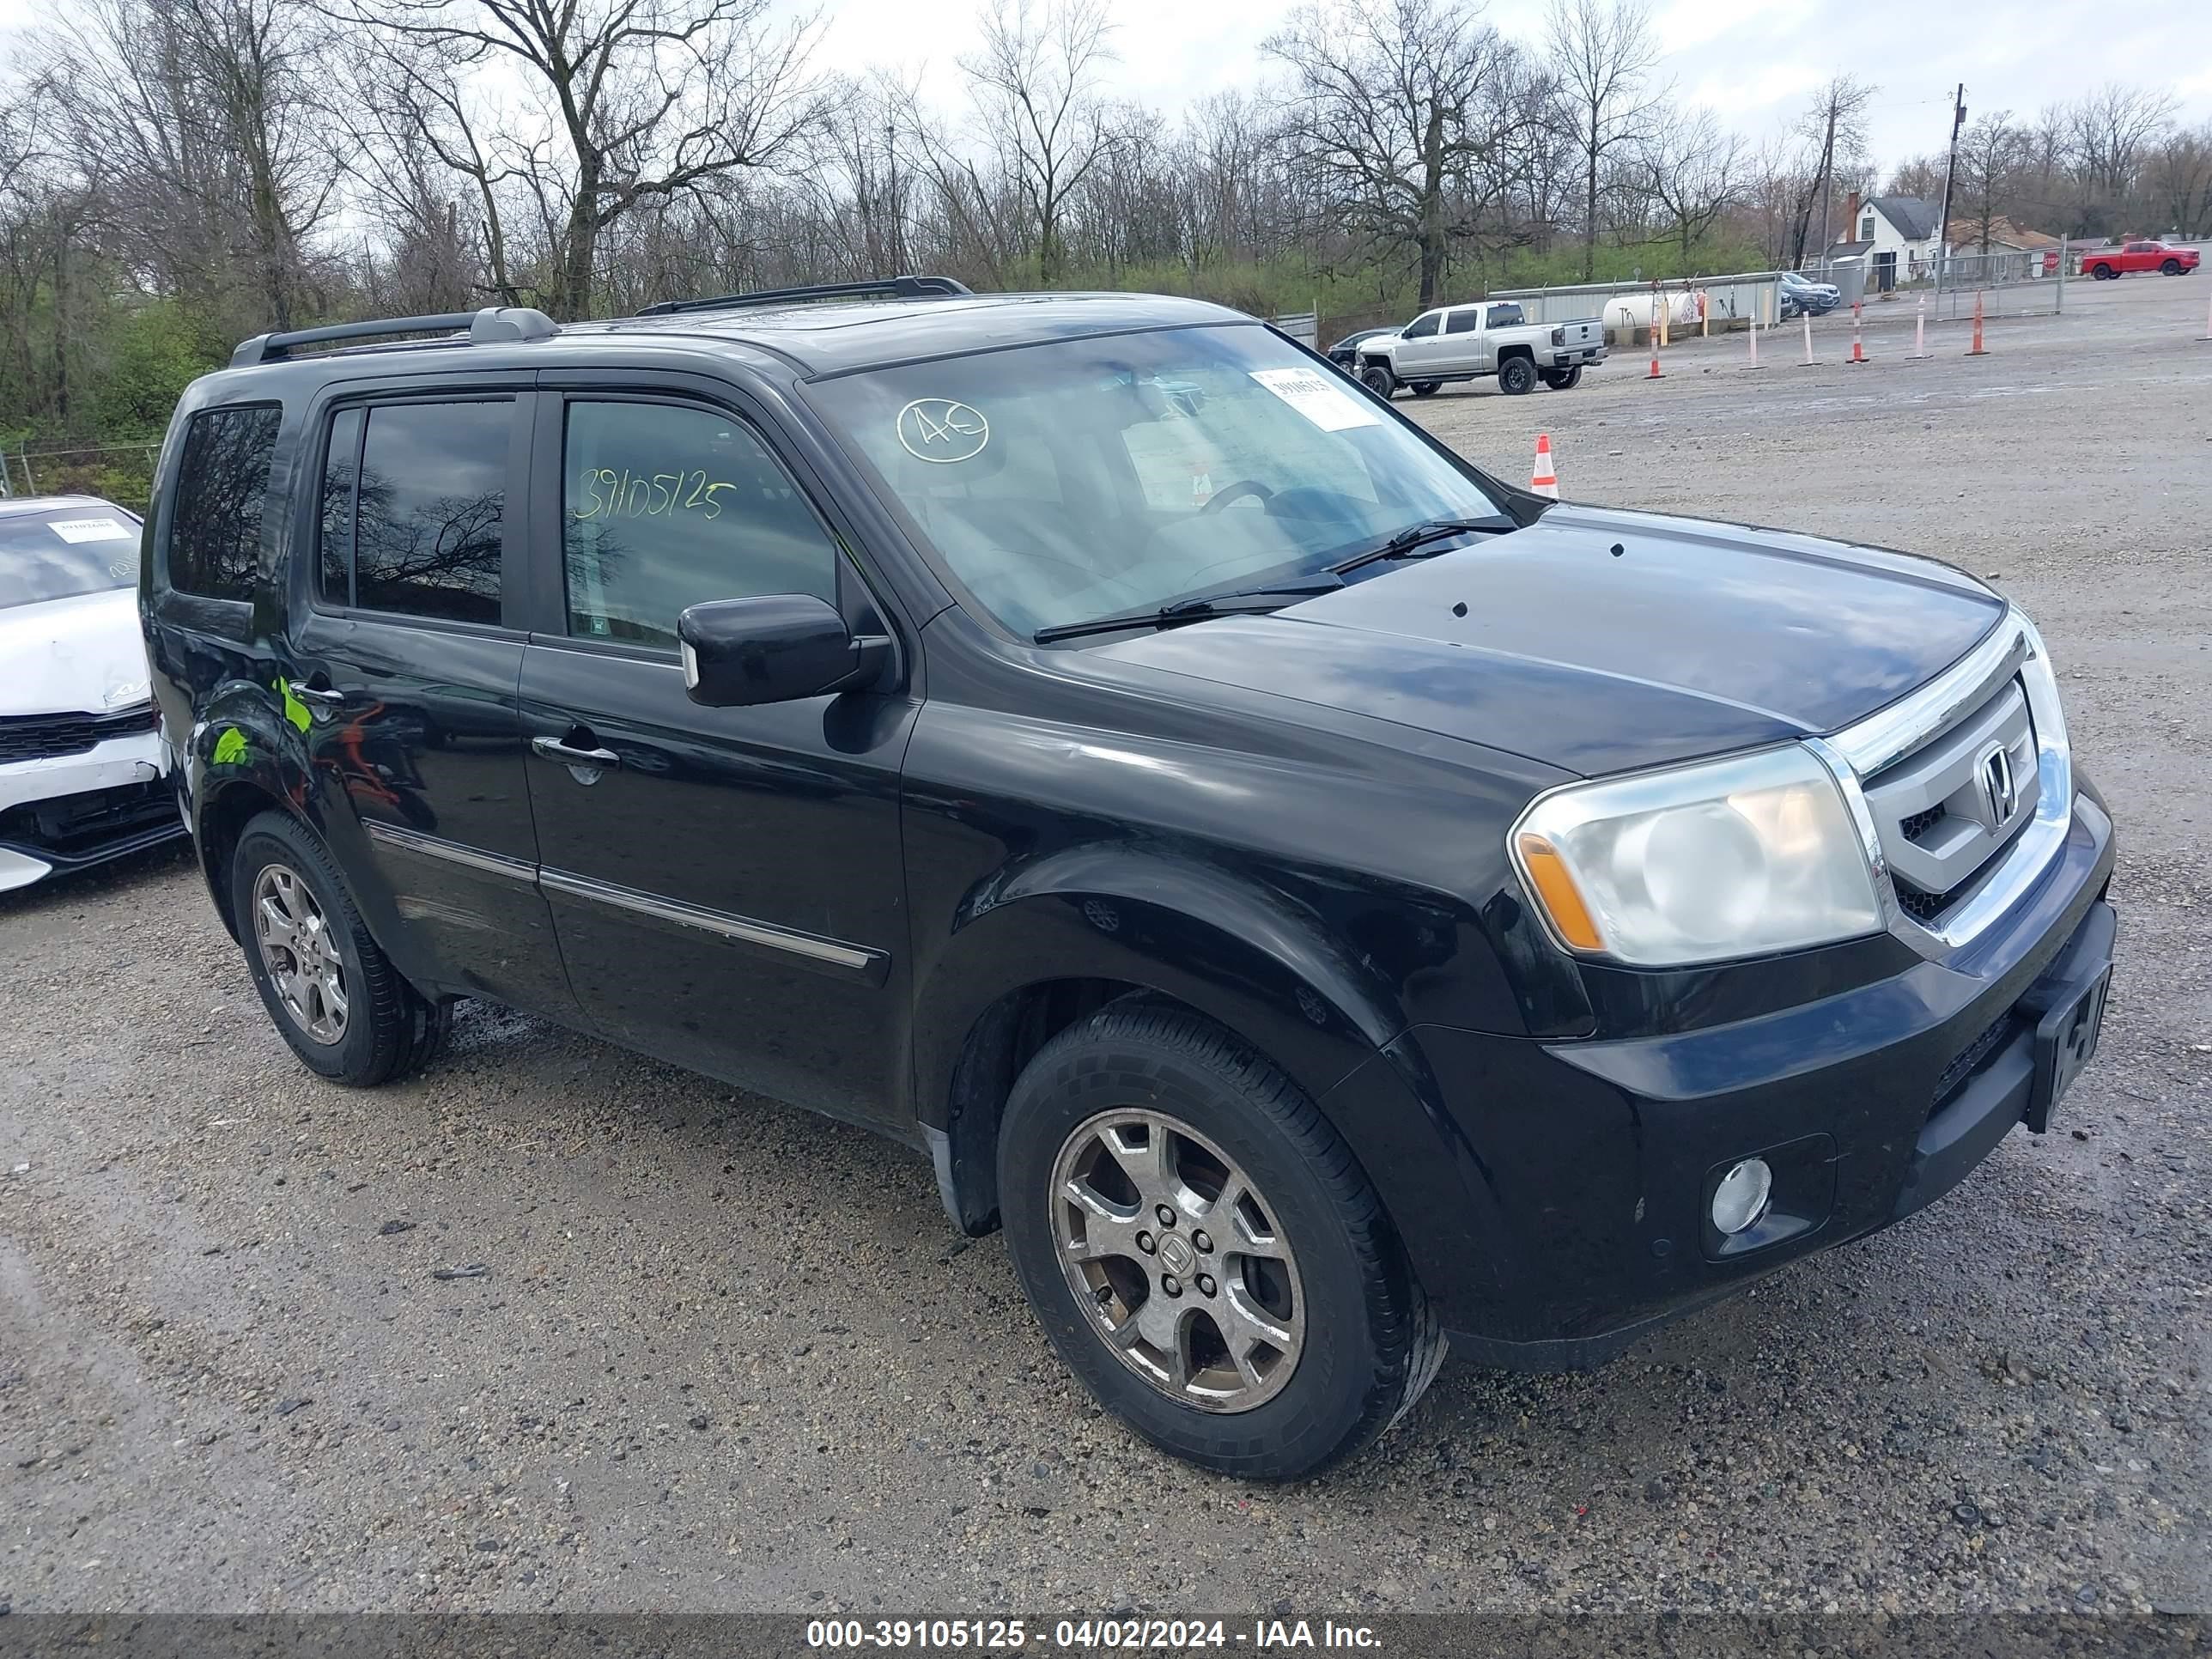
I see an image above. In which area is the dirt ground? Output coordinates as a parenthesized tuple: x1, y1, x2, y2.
(2, 270, 2207, 1619)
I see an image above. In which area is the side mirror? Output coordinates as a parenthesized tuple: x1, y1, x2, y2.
(677, 594, 888, 708)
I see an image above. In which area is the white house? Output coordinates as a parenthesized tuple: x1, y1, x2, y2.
(1829, 192, 1944, 291)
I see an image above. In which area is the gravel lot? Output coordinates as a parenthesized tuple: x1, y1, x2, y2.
(3, 271, 2207, 1619)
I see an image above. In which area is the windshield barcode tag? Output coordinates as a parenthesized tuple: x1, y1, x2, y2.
(1248, 368, 1380, 432)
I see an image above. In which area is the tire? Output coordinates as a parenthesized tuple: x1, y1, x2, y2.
(229, 811, 451, 1086)
(1539, 365, 1583, 391)
(1359, 363, 1396, 399)
(998, 1001, 1443, 1480)
(2160, 258, 2181, 276)
(1410, 380, 1441, 397)
(1497, 356, 1535, 396)
(2091, 263, 2115, 280)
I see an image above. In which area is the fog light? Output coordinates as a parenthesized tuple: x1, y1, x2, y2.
(1711, 1158, 1773, 1236)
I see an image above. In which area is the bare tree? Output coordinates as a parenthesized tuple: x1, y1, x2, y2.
(50, 0, 343, 330)
(329, 0, 823, 319)
(1640, 107, 1744, 261)
(1788, 76, 1875, 267)
(1267, 0, 1526, 307)
(2147, 121, 2212, 238)
(2068, 83, 2176, 202)
(1544, 0, 1661, 279)
(959, 0, 1121, 283)
(1950, 112, 2022, 252)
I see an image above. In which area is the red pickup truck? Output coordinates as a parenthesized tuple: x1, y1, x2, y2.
(2083, 240, 2200, 279)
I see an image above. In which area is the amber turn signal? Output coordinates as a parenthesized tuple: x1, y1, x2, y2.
(1516, 832, 1603, 951)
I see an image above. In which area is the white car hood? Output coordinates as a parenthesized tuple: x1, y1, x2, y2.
(0, 586, 155, 717)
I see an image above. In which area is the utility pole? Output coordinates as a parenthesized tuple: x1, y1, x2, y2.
(1935, 83, 1966, 294)
(884, 122, 902, 272)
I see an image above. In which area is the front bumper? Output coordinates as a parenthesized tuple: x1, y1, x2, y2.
(0, 732, 182, 892)
(1354, 786, 2115, 1369)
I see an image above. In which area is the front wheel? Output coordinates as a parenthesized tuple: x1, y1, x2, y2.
(229, 811, 451, 1086)
(2161, 258, 2182, 275)
(998, 1002, 1443, 1479)
(1359, 364, 1396, 399)
(1497, 356, 1536, 395)
(1539, 365, 1583, 391)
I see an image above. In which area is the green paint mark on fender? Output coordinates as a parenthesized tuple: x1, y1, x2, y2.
(212, 727, 248, 766)
(274, 678, 313, 734)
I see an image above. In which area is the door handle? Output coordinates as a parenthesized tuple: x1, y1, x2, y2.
(532, 735, 620, 769)
(291, 684, 345, 706)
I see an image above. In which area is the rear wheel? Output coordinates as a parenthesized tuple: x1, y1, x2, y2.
(1497, 356, 1536, 395)
(230, 811, 450, 1086)
(998, 1002, 1443, 1479)
(1359, 363, 1396, 399)
(1539, 365, 1583, 391)
(2092, 263, 2115, 279)
(2161, 258, 2182, 275)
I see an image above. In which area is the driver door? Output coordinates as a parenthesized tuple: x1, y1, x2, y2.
(1395, 310, 1448, 374)
(515, 388, 919, 1129)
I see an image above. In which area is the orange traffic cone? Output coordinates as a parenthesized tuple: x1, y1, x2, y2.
(1966, 289, 1988, 356)
(1530, 433, 1559, 498)
(1644, 321, 1663, 380)
(1848, 301, 1869, 365)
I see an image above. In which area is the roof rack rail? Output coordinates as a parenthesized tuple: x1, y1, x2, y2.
(230, 306, 560, 368)
(634, 275, 972, 319)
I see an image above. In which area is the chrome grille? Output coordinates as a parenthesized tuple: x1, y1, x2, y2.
(1861, 676, 2038, 926)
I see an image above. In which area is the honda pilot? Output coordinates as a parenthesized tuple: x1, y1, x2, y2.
(141, 278, 2118, 1479)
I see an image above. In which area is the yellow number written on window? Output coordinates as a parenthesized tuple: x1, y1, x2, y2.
(572, 467, 738, 522)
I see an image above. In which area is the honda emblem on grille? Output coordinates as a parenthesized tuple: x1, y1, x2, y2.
(1979, 744, 2019, 823)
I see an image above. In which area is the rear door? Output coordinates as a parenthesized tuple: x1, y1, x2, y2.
(514, 381, 918, 1127)
(1439, 307, 1486, 372)
(286, 385, 574, 1018)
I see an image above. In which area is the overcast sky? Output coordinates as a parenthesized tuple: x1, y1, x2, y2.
(815, 0, 2212, 174)
(4, 0, 2206, 179)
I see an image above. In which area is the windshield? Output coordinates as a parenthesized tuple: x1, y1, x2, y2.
(0, 507, 140, 611)
(804, 324, 1509, 639)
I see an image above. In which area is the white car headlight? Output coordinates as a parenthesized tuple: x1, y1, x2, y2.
(1510, 745, 1884, 967)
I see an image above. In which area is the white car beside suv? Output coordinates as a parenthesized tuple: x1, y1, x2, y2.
(0, 494, 181, 892)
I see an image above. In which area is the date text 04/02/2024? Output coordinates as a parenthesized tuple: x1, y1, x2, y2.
(803, 1618, 1382, 1650)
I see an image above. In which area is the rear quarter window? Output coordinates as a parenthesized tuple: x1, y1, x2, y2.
(168, 404, 281, 603)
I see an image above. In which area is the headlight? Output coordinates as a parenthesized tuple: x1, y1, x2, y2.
(1511, 746, 1883, 966)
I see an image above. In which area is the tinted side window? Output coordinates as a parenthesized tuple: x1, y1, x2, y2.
(1444, 310, 1481, 334)
(562, 401, 838, 649)
(169, 404, 280, 602)
(354, 401, 507, 624)
(318, 406, 363, 606)
(1486, 304, 1524, 327)
(1401, 312, 1440, 338)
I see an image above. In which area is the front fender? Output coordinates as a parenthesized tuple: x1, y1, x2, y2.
(914, 841, 1404, 1133)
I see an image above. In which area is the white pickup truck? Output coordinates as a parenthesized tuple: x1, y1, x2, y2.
(1357, 301, 1607, 399)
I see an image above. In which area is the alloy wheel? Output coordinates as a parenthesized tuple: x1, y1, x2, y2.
(1049, 1109, 1305, 1413)
(252, 863, 349, 1046)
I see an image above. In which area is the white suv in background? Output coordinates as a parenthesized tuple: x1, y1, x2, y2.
(0, 495, 181, 892)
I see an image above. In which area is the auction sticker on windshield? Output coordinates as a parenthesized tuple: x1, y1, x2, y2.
(1248, 367, 1379, 433)
(47, 517, 135, 543)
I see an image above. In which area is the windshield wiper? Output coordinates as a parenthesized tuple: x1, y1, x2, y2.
(1032, 579, 1343, 644)
(1329, 516, 1513, 578)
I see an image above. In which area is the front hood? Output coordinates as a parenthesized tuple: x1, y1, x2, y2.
(0, 587, 156, 717)
(1095, 503, 2006, 777)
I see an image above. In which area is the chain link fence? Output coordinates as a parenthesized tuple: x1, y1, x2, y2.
(0, 440, 162, 507)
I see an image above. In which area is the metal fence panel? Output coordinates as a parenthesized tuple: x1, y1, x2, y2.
(1273, 311, 1319, 347)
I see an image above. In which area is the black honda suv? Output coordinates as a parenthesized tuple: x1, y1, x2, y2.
(141, 277, 2118, 1479)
